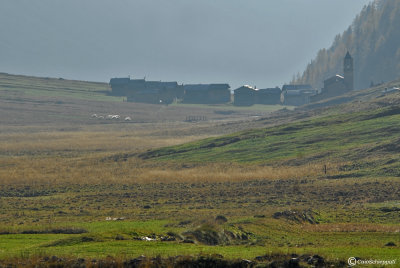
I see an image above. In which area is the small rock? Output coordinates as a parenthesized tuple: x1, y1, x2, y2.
(142, 236, 156, 241)
(241, 259, 252, 265)
(115, 234, 125, 240)
(215, 215, 228, 223)
(287, 258, 300, 268)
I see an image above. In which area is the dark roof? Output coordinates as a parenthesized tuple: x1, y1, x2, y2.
(234, 85, 256, 92)
(345, 51, 352, 59)
(184, 84, 230, 91)
(110, 78, 130, 85)
(128, 79, 146, 86)
(161, 81, 179, 87)
(146, 81, 178, 88)
(282, 84, 313, 91)
(324, 75, 344, 84)
(258, 87, 281, 94)
(210, 83, 230, 88)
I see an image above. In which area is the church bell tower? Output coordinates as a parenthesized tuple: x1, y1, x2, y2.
(344, 51, 354, 91)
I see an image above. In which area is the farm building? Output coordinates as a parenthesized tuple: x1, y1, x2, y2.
(311, 52, 354, 102)
(109, 78, 182, 104)
(128, 82, 183, 104)
(127, 88, 163, 104)
(146, 81, 183, 98)
(109, 78, 144, 96)
(282, 84, 313, 92)
(183, 84, 231, 104)
(234, 85, 257, 106)
(281, 84, 316, 106)
(256, 87, 281, 105)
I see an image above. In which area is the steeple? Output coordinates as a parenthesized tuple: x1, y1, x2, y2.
(343, 51, 354, 91)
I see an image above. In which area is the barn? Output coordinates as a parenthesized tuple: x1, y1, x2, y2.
(109, 78, 146, 96)
(256, 87, 281, 105)
(234, 85, 256, 106)
(183, 84, 231, 104)
(109, 78, 133, 96)
(127, 88, 161, 104)
(311, 52, 354, 103)
(281, 84, 316, 106)
(110, 78, 182, 104)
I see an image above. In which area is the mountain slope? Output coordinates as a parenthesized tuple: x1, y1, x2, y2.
(293, 0, 400, 90)
(139, 83, 400, 177)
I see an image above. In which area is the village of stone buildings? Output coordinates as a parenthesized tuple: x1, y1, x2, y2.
(110, 52, 355, 107)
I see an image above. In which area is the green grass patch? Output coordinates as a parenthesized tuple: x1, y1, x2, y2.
(1, 220, 399, 261)
(172, 102, 294, 113)
(140, 105, 400, 172)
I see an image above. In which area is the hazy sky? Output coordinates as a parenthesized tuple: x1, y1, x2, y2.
(0, 0, 371, 89)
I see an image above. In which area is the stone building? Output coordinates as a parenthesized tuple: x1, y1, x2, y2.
(311, 52, 354, 102)
(234, 85, 256, 106)
(256, 87, 281, 105)
(183, 84, 231, 104)
(109, 77, 182, 104)
(281, 84, 316, 106)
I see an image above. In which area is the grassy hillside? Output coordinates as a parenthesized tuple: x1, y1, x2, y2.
(0, 72, 119, 101)
(140, 100, 400, 176)
(302, 77, 400, 111)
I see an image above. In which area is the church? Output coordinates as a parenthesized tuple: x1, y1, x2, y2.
(311, 52, 354, 102)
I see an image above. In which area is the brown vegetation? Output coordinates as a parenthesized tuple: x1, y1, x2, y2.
(1, 73, 400, 263)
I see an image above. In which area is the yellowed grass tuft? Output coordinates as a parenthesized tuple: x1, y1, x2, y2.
(304, 223, 400, 233)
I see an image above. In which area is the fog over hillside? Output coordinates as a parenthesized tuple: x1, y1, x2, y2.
(0, 0, 370, 88)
